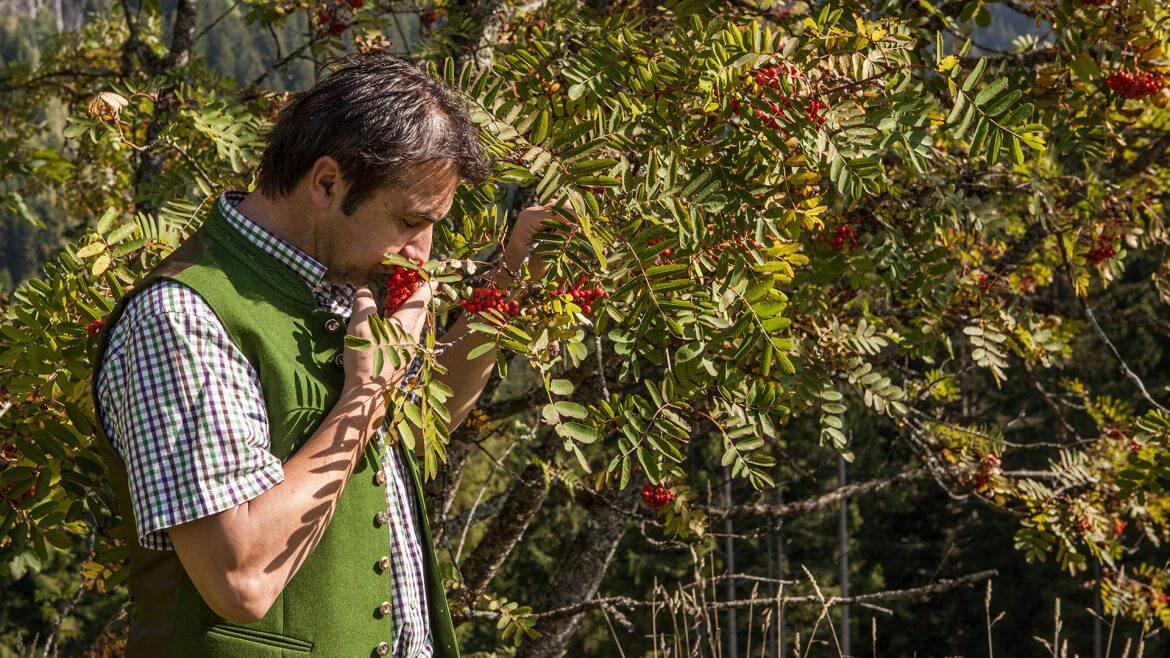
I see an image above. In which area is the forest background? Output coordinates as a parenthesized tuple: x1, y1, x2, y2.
(2, 0, 1170, 656)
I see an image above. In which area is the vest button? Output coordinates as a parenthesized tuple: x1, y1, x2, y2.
(332, 352, 345, 367)
(374, 511, 389, 527)
(324, 317, 341, 333)
(377, 600, 392, 617)
(375, 469, 387, 486)
(375, 641, 391, 656)
(377, 556, 391, 572)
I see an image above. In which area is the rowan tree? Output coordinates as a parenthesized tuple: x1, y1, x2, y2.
(2, 0, 1170, 654)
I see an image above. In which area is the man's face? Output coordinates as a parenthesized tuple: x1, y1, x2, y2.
(323, 159, 459, 286)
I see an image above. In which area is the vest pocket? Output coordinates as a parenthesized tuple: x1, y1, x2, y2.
(205, 622, 314, 653)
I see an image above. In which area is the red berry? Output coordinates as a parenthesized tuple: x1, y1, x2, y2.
(642, 484, 674, 509)
(820, 224, 859, 252)
(1105, 70, 1164, 100)
(1086, 239, 1117, 265)
(551, 277, 608, 313)
(459, 285, 520, 324)
(806, 98, 829, 125)
(86, 317, 105, 336)
(383, 265, 423, 315)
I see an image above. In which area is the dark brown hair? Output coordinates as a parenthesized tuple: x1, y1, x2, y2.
(256, 51, 492, 215)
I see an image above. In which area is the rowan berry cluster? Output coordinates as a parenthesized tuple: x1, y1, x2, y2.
(959, 453, 1000, 491)
(460, 286, 520, 321)
(86, 317, 105, 336)
(642, 483, 675, 510)
(383, 264, 423, 315)
(805, 98, 829, 125)
(1085, 226, 1120, 265)
(705, 223, 766, 255)
(647, 238, 673, 262)
(1015, 267, 1038, 294)
(728, 63, 829, 129)
(754, 62, 805, 89)
(315, 0, 363, 36)
(820, 224, 859, 252)
(550, 275, 610, 313)
(2, 481, 36, 507)
(1105, 70, 1164, 99)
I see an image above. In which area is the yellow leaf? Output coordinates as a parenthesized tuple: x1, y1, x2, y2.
(75, 241, 106, 259)
(937, 55, 959, 73)
(91, 253, 111, 277)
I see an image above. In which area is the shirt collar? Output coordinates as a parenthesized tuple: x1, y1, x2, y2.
(216, 190, 357, 301)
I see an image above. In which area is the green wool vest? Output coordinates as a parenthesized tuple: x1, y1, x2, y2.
(90, 201, 460, 658)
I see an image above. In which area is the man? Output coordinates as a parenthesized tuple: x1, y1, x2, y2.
(91, 51, 563, 657)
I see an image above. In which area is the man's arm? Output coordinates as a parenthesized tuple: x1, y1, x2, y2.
(403, 262, 519, 459)
(167, 384, 387, 622)
(412, 205, 573, 455)
(167, 283, 432, 623)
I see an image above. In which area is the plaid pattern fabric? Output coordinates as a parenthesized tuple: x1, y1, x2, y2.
(96, 190, 432, 657)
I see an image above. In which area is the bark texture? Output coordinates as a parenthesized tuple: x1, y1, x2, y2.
(130, 0, 200, 216)
(454, 433, 558, 608)
(516, 484, 639, 658)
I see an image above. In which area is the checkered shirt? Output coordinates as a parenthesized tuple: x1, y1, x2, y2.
(95, 190, 433, 657)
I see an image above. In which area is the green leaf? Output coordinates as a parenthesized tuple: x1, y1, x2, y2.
(75, 242, 106, 259)
(531, 109, 550, 146)
(345, 335, 371, 350)
(467, 342, 496, 360)
(961, 58, 987, 93)
(984, 89, 1021, 118)
(556, 422, 599, 444)
(90, 253, 111, 277)
(1070, 53, 1100, 84)
(975, 77, 1008, 106)
(550, 379, 574, 395)
(554, 401, 588, 419)
(96, 207, 117, 233)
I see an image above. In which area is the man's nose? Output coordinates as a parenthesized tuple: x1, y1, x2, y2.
(401, 227, 433, 263)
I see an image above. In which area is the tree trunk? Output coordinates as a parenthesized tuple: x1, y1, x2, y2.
(516, 484, 639, 658)
(131, 0, 200, 216)
(454, 433, 558, 608)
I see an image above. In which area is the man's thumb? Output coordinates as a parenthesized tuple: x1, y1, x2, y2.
(348, 286, 378, 330)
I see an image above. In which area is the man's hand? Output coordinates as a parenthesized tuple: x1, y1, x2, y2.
(498, 200, 576, 284)
(343, 279, 436, 423)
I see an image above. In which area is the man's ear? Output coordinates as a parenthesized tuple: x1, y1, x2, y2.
(308, 156, 344, 211)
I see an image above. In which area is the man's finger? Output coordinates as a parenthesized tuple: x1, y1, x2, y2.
(348, 286, 378, 335)
(389, 279, 437, 341)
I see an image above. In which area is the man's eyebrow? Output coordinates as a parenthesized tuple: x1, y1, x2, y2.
(413, 211, 445, 224)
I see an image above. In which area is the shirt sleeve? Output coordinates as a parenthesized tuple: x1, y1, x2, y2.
(96, 280, 284, 551)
